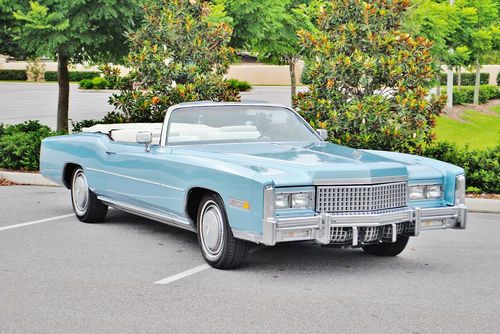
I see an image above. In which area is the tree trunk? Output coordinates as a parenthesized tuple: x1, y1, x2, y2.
(457, 67, 462, 91)
(289, 61, 297, 106)
(57, 52, 69, 132)
(473, 59, 481, 105)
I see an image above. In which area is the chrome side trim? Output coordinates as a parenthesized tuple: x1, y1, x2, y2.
(313, 175, 407, 185)
(97, 196, 195, 232)
(87, 167, 184, 191)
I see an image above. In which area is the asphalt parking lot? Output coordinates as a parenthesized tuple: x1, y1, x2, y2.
(1, 185, 499, 333)
(0, 83, 307, 128)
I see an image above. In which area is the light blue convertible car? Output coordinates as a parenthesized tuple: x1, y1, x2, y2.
(40, 102, 467, 269)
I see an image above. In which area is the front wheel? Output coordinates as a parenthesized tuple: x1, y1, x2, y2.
(71, 168, 108, 223)
(362, 235, 409, 256)
(197, 193, 250, 269)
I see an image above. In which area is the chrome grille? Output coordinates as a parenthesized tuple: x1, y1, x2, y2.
(317, 182, 407, 213)
(329, 222, 413, 245)
(330, 227, 353, 243)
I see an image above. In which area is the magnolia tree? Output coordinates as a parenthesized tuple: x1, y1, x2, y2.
(107, 0, 239, 123)
(294, 0, 445, 153)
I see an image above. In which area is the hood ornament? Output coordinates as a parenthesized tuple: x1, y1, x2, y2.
(353, 149, 363, 162)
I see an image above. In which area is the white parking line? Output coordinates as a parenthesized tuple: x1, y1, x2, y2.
(154, 264, 211, 285)
(0, 214, 74, 232)
(154, 247, 264, 285)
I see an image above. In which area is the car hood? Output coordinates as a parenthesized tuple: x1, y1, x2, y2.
(171, 141, 445, 186)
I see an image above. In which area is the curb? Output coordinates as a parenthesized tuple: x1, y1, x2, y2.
(1, 171, 499, 214)
(464, 198, 500, 214)
(0, 171, 59, 187)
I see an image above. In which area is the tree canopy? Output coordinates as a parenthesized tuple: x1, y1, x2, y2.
(12, 0, 142, 131)
(106, 0, 239, 123)
(295, 0, 445, 153)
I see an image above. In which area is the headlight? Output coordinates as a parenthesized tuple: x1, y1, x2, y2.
(409, 185, 425, 200)
(275, 193, 290, 209)
(455, 175, 466, 205)
(409, 184, 443, 200)
(426, 185, 443, 199)
(275, 190, 314, 210)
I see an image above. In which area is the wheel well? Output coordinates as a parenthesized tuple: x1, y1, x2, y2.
(62, 163, 81, 189)
(185, 187, 218, 226)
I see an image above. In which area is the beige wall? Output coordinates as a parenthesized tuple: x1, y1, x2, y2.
(226, 62, 304, 85)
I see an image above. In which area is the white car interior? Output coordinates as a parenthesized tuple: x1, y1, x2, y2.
(82, 122, 261, 145)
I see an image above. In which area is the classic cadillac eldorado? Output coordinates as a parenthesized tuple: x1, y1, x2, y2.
(40, 102, 467, 269)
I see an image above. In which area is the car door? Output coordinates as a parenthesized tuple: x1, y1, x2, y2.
(97, 141, 184, 216)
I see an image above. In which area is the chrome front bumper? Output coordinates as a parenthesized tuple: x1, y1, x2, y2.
(258, 205, 467, 246)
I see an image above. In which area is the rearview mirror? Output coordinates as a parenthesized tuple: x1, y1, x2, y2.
(136, 131, 153, 152)
(316, 129, 328, 140)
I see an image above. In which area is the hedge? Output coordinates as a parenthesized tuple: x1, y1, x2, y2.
(44, 71, 100, 82)
(423, 142, 499, 194)
(0, 69, 27, 81)
(453, 85, 500, 105)
(439, 72, 490, 86)
(0, 121, 62, 171)
(0, 69, 100, 82)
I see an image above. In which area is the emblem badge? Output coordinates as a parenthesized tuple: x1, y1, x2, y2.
(353, 149, 363, 162)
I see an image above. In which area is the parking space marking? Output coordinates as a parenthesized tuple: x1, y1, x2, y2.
(154, 264, 211, 285)
(154, 248, 264, 285)
(0, 214, 74, 232)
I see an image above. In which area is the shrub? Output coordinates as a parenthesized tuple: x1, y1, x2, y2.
(497, 71, 500, 86)
(71, 119, 105, 133)
(44, 71, 100, 82)
(108, 0, 239, 123)
(26, 59, 45, 82)
(295, 0, 444, 154)
(79, 79, 94, 89)
(439, 72, 489, 86)
(423, 142, 500, 194)
(0, 121, 62, 171)
(91, 77, 109, 89)
(226, 79, 251, 92)
(453, 85, 500, 105)
(0, 69, 27, 81)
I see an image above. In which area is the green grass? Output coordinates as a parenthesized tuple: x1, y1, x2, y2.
(434, 107, 500, 149)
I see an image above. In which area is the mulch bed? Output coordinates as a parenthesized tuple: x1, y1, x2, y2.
(466, 193, 500, 200)
(0, 178, 18, 186)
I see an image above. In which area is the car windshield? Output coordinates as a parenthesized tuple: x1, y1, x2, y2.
(166, 105, 320, 145)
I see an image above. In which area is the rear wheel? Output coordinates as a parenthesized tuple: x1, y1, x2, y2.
(197, 193, 250, 269)
(71, 168, 108, 223)
(362, 235, 409, 256)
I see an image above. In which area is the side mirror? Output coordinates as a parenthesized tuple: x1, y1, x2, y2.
(136, 131, 153, 152)
(316, 129, 328, 140)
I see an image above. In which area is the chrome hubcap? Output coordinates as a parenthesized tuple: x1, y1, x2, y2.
(200, 201, 224, 260)
(72, 170, 89, 215)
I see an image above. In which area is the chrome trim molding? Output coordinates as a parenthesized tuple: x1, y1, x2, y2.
(313, 175, 407, 185)
(87, 167, 184, 191)
(97, 196, 195, 232)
